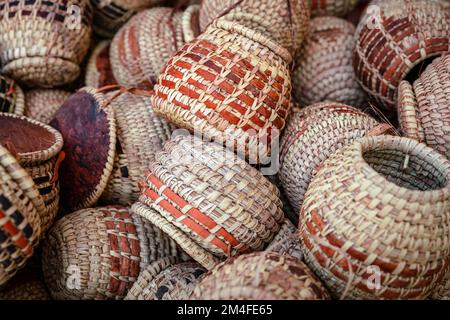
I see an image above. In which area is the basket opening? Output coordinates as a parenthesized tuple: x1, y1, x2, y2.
(0, 116, 55, 154)
(363, 149, 447, 191)
(404, 56, 436, 84)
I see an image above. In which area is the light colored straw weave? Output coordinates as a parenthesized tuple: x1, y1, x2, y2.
(198, 0, 310, 56)
(0, 76, 25, 115)
(192, 252, 330, 300)
(0, 113, 64, 233)
(24, 89, 71, 124)
(299, 135, 450, 299)
(0, 0, 93, 87)
(308, 0, 358, 17)
(398, 54, 450, 160)
(125, 257, 206, 300)
(292, 17, 366, 108)
(279, 102, 386, 215)
(0, 269, 50, 300)
(110, 6, 199, 90)
(42, 205, 186, 300)
(265, 219, 302, 261)
(354, 0, 450, 110)
(134, 134, 284, 270)
(85, 41, 117, 89)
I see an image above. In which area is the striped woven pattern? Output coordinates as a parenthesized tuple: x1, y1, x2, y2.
(353, 0, 450, 110)
(152, 16, 292, 163)
(42, 206, 185, 300)
(133, 134, 284, 269)
(192, 252, 330, 300)
(0, 76, 25, 115)
(279, 103, 383, 215)
(299, 135, 450, 299)
(24, 89, 71, 124)
(398, 54, 450, 160)
(0, 0, 93, 87)
(126, 257, 206, 300)
(308, 0, 358, 17)
(292, 17, 366, 108)
(85, 41, 117, 89)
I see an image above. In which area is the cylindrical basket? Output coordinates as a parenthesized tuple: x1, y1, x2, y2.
(299, 135, 450, 299)
(192, 252, 330, 300)
(0, 0, 93, 87)
(0, 113, 64, 232)
(279, 103, 387, 215)
(292, 17, 366, 107)
(353, 0, 450, 110)
(24, 89, 71, 125)
(42, 205, 186, 300)
(125, 257, 206, 300)
(398, 53, 450, 160)
(85, 41, 118, 89)
(133, 134, 284, 270)
(308, 0, 359, 17)
(0, 76, 25, 115)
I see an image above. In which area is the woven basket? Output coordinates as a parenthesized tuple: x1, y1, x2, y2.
(0, 269, 50, 300)
(292, 17, 366, 107)
(353, 0, 450, 110)
(50, 88, 117, 211)
(85, 41, 118, 89)
(0, 76, 25, 115)
(91, 0, 162, 38)
(309, 0, 358, 17)
(100, 89, 174, 206)
(24, 89, 71, 125)
(0, 0, 93, 87)
(0, 113, 64, 233)
(110, 5, 200, 90)
(125, 257, 206, 300)
(133, 134, 284, 270)
(398, 54, 450, 160)
(192, 252, 330, 300)
(0, 147, 42, 286)
(42, 205, 186, 300)
(153, 16, 293, 163)
(279, 103, 387, 215)
(265, 219, 302, 261)
(198, 0, 310, 56)
(299, 135, 450, 299)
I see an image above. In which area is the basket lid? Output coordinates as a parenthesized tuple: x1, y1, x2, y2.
(50, 88, 116, 211)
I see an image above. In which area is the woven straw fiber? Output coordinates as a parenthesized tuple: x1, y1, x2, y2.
(0, 269, 50, 300)
(299, 135, 450, 299)
(192, 252, 330, 300)
(279, 103, 386, 215)
(125, 257, 206, 300)
(0, 76, 25, 115)
(50, 88, 117, 211)
(292, 17, 366, 108)
(152, 16, 292, 163)
(0, 113, 64, 232)
(100, 89, 174, 206)
(134, 134, 284, 270)
(265, 219, 302, 261)
(91, 0, 162, 38)
(85, 41, 117, 89)
(42, 205, 186, 300)
(198, 0, 310, 56)
(353, 0, 450, 110)
(24, 89, 71, 124)
(0, 0, 93, 87)
(0, 150, 41, 286)
(433, 272, 450, 300)
(309, 0, 358, 17)
(398, 54, 450, 160)
(110, 5, 200, 90)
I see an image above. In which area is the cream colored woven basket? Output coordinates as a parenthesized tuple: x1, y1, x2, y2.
(265, 219, 302, 261)
(299, 135, 450, 299)
(24, 89, 71, 124)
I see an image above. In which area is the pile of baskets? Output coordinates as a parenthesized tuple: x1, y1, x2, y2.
(1, 0, 450, 301)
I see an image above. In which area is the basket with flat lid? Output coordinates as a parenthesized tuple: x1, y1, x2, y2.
(133, 134, 284, 270)
(0, 76, 25, 115)
(299, 135, 450, 299)
(0, 0, 93, 87)
(192, 252, 330, 300)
